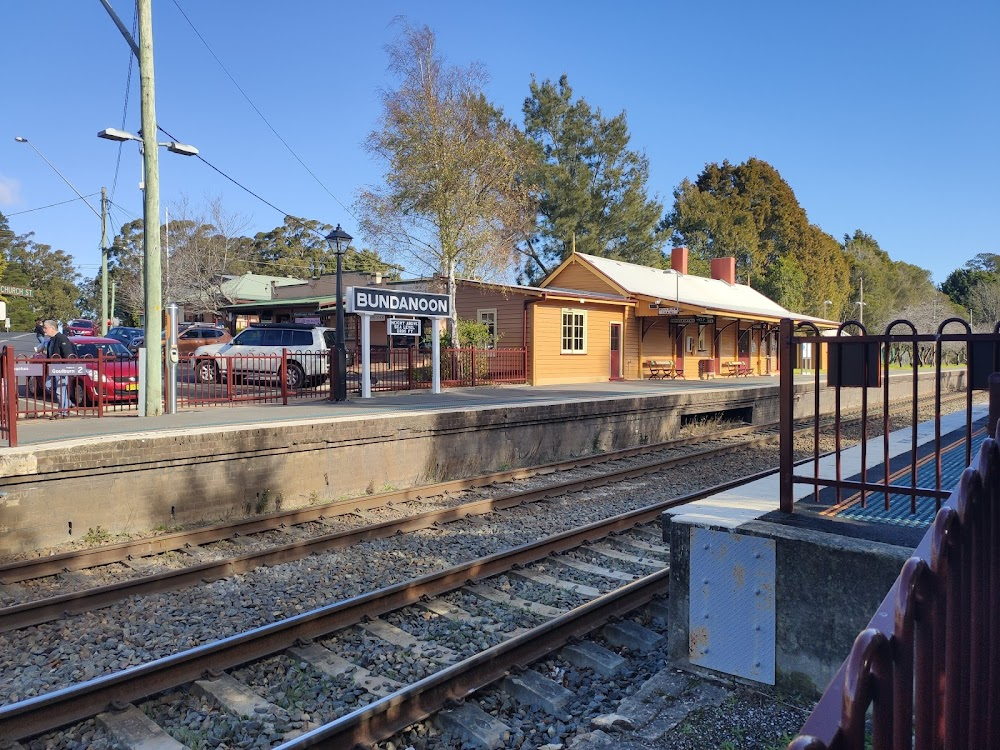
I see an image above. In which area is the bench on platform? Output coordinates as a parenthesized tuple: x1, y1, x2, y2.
(723, 360, 751, 377)
(645, 359, 684, 380)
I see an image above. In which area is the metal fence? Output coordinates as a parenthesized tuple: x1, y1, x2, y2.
(0, 347, 16, 447)
(359, 346, 528, 392)
(181, 351, 331, 405)
(779, 317, 991, 516)
(787, 427, 1000, 749)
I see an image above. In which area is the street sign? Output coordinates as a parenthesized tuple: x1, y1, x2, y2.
(388, 318, 421, 336)
(48, 363, 92, 376)
(672, 317, 696, 325)
(0, 285, 33, 298)
(658, 307, 680, 315)
(348, 287, 450, 318)
(13, 363, 43, 377)
(696, 315, 715, 325)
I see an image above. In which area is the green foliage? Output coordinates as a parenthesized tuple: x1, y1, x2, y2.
(252, 215, 338, 279)
(666, 159, 852, 316)
(82, 526, 113, 545)
(521, 75, 666, 281)
(0, 221, 82, 329)
(843, 230, 939, 331)
(357, 22, 537, 343)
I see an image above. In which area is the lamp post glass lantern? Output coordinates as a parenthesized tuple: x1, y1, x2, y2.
(326, 224, 352, 401)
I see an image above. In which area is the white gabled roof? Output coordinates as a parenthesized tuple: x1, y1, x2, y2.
(575, 253, 831, 324)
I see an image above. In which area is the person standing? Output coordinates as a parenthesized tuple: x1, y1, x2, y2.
(34, 319, 45, 346)
(43, 319, 73, 418)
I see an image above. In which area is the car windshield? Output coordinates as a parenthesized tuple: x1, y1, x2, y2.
(74, 342, 134, 359)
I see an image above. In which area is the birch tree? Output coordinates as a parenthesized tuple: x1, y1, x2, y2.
(356, 23, 537, 344)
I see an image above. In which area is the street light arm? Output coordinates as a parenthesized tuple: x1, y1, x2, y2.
(14, 137, 101, 221)
(97, 0, 140, 58)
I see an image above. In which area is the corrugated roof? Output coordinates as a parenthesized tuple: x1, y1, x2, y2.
(456, 278, 630, 304)
(222, 296, 337, 311)
(574, 253, 833, 324)
(222, 273, 307, 302)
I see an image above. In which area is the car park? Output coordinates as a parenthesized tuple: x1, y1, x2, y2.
(66, 319, 97, 336)
(28, 336, 138, 404)
(192, 323, 334, 389)
(107, 326, 144, 352)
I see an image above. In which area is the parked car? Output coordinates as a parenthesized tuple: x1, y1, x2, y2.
(192, 323, 334, 389)
(66, 319, 97, 336)
(107, 326, 144, 352)
(29, 336, 138, 404)
(176, 325, 231, 358)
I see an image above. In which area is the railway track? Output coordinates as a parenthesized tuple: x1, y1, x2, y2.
(1, 510, 673, 746)
(0, 422, 781, 633)
(0, 391, 974, 634)
(0, 393, 977, 747)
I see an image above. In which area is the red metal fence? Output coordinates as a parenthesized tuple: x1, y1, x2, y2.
(359, 346, 527, 392)
(0, 346, 16, 447)
(787, 427, 1000, 749)
(779, 317, 991, 515)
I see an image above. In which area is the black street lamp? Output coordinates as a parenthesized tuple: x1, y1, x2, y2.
(326, 224, 352, 401)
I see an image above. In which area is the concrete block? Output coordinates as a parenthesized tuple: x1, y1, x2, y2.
(602, 620, 665, 653)
(435, 701, 511, 749)
(96, 703, 186, 749)
(646, 597, 670, 624)
(512, 569, 602, 597)
(560, 641, 625, 677)
(615, 668, 727, 741)
(288, 642, 402, 697)
(501, 669, 574, 713)
(190, 672, 277, 718)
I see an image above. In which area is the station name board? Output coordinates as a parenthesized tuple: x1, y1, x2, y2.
(348, 287, 450, 318)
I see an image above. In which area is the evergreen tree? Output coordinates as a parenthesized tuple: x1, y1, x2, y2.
(522, 75, 666, 281)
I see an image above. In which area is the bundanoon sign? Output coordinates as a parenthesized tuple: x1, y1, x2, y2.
(347, 287, 450, 318)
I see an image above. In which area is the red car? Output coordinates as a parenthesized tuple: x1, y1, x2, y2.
(29, 336, 138, 404)
(66, 319, 97, 336)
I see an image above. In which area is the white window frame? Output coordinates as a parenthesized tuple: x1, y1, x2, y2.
(477, 308, 498, 348)
(561, 309, 587, 354)
(697, 324, 707, 352)
(685, 335, 694, 353)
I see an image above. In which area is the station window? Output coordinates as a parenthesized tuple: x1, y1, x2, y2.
(697, 325, 707, 352)
(478, 309, 498, 348)
(561, 309, 587, 354)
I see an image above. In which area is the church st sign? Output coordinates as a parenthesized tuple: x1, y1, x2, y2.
(348, 287, 450, 317)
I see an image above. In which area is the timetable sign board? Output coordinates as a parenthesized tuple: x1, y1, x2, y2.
(388, 318, 421, 337)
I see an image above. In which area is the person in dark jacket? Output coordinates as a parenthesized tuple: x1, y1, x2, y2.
(43, 319, 73, 417)
(34, 319, 45, 345)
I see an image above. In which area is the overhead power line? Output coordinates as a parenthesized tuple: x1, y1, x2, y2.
(171, 0, 355, 220)
(7, 194, 101, 217)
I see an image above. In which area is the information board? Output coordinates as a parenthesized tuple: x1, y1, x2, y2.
(388, 318, 421, 337)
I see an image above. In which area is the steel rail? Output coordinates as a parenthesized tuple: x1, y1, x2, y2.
(0, 421, 769, 583)
(0, 429, 781, 632)
(0, 501, 676, 741)
(275, 569, 671, 749)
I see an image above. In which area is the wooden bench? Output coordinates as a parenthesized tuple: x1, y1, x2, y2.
(645, 359, 684, 380)
(723, 360, 751, 377)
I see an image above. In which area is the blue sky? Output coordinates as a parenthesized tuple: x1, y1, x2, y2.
(3, 0, 997, 286)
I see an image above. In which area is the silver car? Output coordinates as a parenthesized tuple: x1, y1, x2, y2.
(191, 323, 335, 389)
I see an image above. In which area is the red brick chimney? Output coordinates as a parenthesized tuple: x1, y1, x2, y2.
(671, 247, 689, 275)
(710, 257, 736, 285)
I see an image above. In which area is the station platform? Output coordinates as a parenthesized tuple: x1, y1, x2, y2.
(10, 376, 782, 448)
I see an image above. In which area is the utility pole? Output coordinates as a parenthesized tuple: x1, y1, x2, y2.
(859, 276, 864, 325)
(138, 0, 163, 416)
(100, 188, 109, 335)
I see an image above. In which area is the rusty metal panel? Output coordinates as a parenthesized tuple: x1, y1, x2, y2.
(689, 527, 775, 684)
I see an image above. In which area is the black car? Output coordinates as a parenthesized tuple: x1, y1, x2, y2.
(107, 326, 144, 353)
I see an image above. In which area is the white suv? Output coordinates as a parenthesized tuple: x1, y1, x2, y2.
(192, 323, 335, 389)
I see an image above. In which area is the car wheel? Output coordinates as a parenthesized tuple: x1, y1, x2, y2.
(196, 359, 219, 384)
(73, 381, 91, 406)
(27, 377, 44, 399)
(285, 362, 305, 390)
